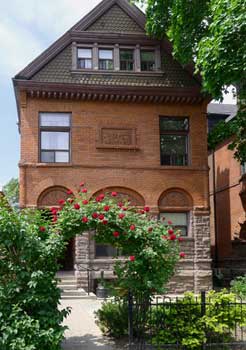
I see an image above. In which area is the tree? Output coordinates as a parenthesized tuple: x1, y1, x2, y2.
(3, 178, 19, 206)
(135, 0, 246, 163)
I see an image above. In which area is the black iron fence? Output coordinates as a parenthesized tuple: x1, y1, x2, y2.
(128, 291, 246, 350)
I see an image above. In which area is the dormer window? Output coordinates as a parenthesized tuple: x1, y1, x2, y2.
(99, 49, 114, 70)
(120, 49, 134, 71)
(141, 50, 156, 71)
(77, 48, 92, 69)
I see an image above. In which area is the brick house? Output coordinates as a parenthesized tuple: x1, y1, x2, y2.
(13, 0, 212, 293)
(208, 104, 246, 283)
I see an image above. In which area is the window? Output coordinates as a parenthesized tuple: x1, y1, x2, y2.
(77, 48, 92, 69)
(141, 50, 155, 71)
(95, 244, 118, 258)
(120, 49, 134, 71)
(160, 212, 189, 236)
(160, 117, 189, 166)
(99, 49, 113, 70)
(40, 113, 70, 163)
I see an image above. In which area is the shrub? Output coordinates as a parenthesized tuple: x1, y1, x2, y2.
(230, 275, 246, 299)
(95, 299, 128, 338)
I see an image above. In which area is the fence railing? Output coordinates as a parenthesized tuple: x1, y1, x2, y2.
(128, 291, 246, 350)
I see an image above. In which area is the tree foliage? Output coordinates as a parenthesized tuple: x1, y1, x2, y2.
(3, 178, 19, 206)
(134, 0, 246, 163)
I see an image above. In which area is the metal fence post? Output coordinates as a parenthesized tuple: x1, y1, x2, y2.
(128, 290, 134, 349)
(201, 290, 206, 350)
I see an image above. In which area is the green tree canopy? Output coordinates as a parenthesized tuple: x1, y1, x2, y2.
(135, 0, 246, 163)
(3, 178, 19, 206)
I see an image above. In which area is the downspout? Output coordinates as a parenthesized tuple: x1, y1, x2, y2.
(212, 150, 219, 268)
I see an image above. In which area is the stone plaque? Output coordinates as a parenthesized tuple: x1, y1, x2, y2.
(97, 127, 137, 149)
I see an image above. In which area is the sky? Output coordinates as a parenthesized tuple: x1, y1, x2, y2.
(0, 0, 236, 189)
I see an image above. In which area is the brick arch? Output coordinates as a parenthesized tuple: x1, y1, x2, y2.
(92, 187, 145, 207)
(37, 186, 71, 208)
(158, 188, 193, 211)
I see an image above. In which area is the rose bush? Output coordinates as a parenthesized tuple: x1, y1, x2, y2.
(0, 183, 184, 349)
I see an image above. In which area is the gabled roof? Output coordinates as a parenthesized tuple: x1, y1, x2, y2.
(15, 0, 146, 80)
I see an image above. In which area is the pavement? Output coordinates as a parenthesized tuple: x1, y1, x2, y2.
(60, 299, 127, 350)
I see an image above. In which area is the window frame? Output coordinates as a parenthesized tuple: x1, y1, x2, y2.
(95, 243, 122, 259)
(120, 49, 135, 71)
(159, 116, 190, 167)
(39, 112, 71, 164)
(159, 211, 190, 237)
(98, 48, 114, 71)
(140, 49, 156, 72)
(77, 48, 93, 70)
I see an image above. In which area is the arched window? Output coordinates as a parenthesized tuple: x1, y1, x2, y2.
(37, 186, 71, 208)
(158, 189, 193, 236)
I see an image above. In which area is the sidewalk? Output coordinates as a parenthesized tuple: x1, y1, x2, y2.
(60, 299, 125, 350)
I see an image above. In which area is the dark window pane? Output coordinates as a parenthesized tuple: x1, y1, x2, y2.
(99, 60, 113, 70)
(78, 58, 92, 69)
(41, 151, 55, 163)
(160, 134, 188, 166)
(141, 50, 155, 71)
(120, 50, 134, 71)
(41, 131, 69, 150)
(95, 244, 117, 257)
(160, 117, 189, 131)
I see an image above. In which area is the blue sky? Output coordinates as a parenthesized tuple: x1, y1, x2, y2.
(0, 0, 236, 188)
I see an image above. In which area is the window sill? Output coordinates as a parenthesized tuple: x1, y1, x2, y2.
(71, 69, 164, 77)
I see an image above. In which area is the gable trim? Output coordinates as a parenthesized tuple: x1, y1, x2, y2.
(72, 0, 146, 32)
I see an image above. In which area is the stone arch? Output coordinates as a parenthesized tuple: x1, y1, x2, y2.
(92, 186, 145, 207)
(37, 186, 71, 208)
(158, 188, 193, 211)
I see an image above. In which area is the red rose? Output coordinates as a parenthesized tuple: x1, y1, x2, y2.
(111, 191, 117, 197)
(80, 182, 85, 187)
(52, 216, 58, 223)
(82, 188, 88, 193)
(98, 214, 105, 220)
(123, 207, 128, 211)
(92, 213, 98, 219)
(113, 231, 120, 238)
(168, 229, 174, 235)
(118, 202, 123, 208)
(67, 189, 73, 195)
(102, 220, 108, 225)
(139, 210, 145, 214)
(144, 206, 150, 212)
(58, 199, 65, 205)
(68, 198, 74, 204)
(180, 252, 186, 258)
(39, 226, 46, 232)
(130, 225, 136, 231)
(74, 203, 80, 210)
(82, 216, 89, 223)
(169, 234, 177, 241)
(178, 237, 184, 242)
(118, 213, 125, 219)
(104, 205, 110, 212)
(99, 194, 105, 200)
(148, 227, 153, 233)
(130, 256, 135, 262)
(96, 196, 102, 202)
(82, 200, 89, 205)
(50, 207, 58, 214)
(168, 220, 173, 225)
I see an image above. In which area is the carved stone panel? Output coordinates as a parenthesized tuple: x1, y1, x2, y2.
(96, 127, 137, 149)
(159, 190, 192, 208)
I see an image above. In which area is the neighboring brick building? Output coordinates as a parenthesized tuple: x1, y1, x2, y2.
(13, 0, 212, 293)
(208, 104, 246, 282)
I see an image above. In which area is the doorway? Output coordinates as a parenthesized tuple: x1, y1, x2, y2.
(59, 238, 75, 271)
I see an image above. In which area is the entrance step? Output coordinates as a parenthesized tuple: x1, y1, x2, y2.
(57, 271, 96, 300)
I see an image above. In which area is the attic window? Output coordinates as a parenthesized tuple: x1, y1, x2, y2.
(77, 48, 92, 69)
(120, 49, 134, 71)
(141, 50, 156, 71)
(99, 49, 114, 70)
